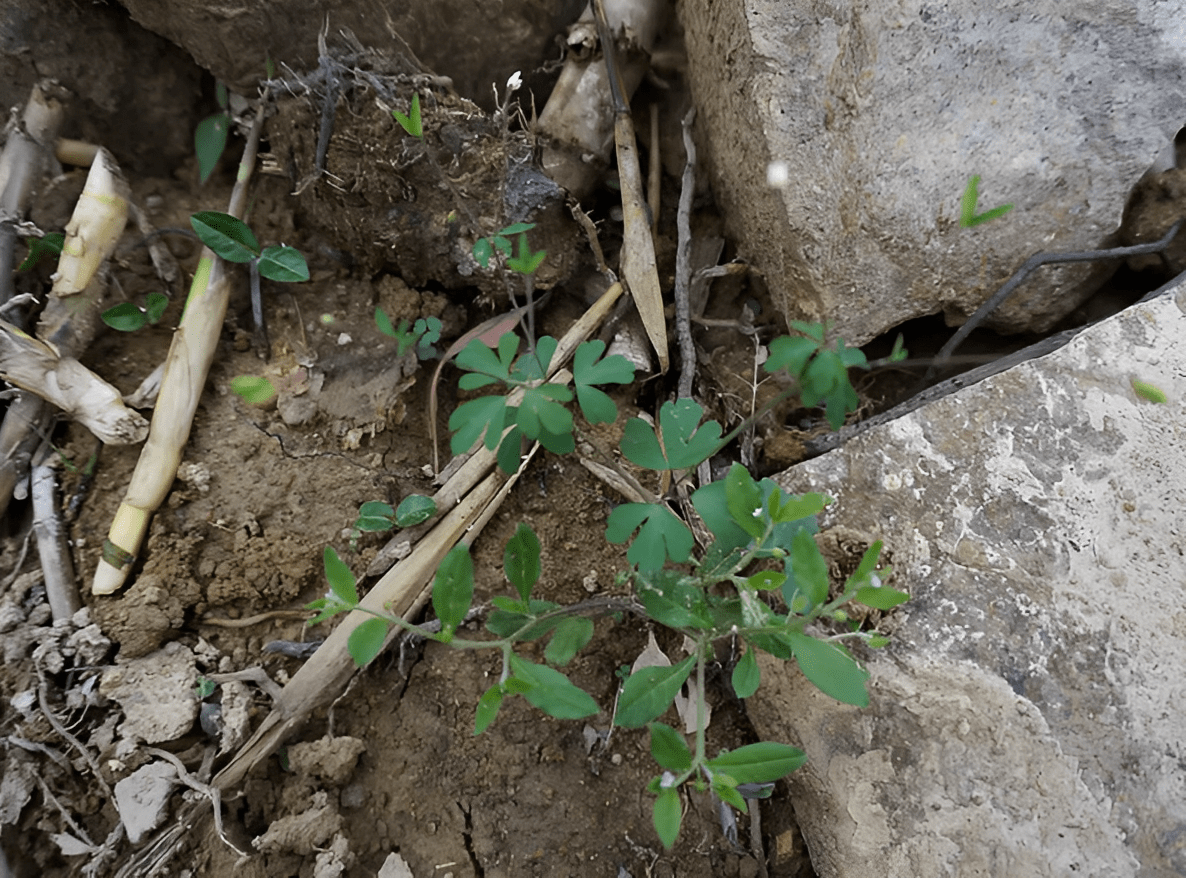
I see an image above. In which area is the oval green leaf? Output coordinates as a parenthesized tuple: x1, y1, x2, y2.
(347, 617, 390, 667)
(508, 656, 600, 719)
(190, 211, 259, 262)
(706, 741, 807, 785)
(788, 632, 869, 706)
(647, 722, 692, 772)
(653, 786, 682, 849)
(432, 544, 474, 636)
(474, 684, 504, 735)
(731, 647, 760, 698)
(101, 303, 148, 332)
(230, 375, 277, 405)
(615, 655, 696, 728)
(258, 245, 310, 283)
(395, 494, 436, 527)
(545, 616, 594, 667)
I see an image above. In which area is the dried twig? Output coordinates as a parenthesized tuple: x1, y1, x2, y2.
(31, 441, 80, 622)
(928, 219, 1185, 380)
(674, 107, 697, 400)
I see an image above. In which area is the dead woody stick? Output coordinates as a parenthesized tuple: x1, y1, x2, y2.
(92, 109, 266, 595)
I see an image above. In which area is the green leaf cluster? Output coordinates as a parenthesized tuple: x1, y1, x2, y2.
(17, 232, 64, 271)
(190, 211, 310, 283)
(472, 223, 542, 273)
(960, 174, 1014, 228)
(375, 309, 442, 359)
(765, 322, 868, 430)
(449, 333, 634, 473)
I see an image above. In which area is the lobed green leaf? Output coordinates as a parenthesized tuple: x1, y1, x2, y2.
(605, 503, 694, 572)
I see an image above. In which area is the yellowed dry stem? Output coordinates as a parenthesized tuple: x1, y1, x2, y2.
(93, 111, 265, 595)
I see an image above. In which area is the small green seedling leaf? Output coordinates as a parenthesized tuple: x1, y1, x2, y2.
(855, 583, 910, 610)
(323, 546, 359, 606)
(191, 211, 260, 262)
(375, 307, 398, 338)
(731, 646, 760, 698)
(545, 616, 594, 666)
(195, 112, 230, 184)
(621, 399, 723, 470)
(706, 741, 807, 784)
(508, 656, 600, 719)
(17, 232, 64, 271)
(504, 522, 541, 602)
(354, 501, 395, 533)
(573, 340, 635, 424)
(615, 655, 696, 728)
(457, 333, 518, 386)
(392, 92, 423, 138)
(348, 617, 390, 667)
(395, 494, 436, 527)
(765, 334, 819, 378)
(653, 786, 682, 849)
(783, 528, 829, 612)
(505, 232, 546, 275)
(648, 723, 692, 772)
(257, 245, 310, 283)
(960, 175, 1014, 228)
(196, 676, 217, 699)
(788, 632, 869, 706)
(605, 503, 695, 571)
(474, 684, 505, 734)
(1131, 378, 1167, 403)
(101, 303, 148, 332)
(725, 463, 764, 540)
(432, 544, 474, 639)
(472, 237, 493, 268)
(230, 375, 277, 405)
(144, 292, 169, 324)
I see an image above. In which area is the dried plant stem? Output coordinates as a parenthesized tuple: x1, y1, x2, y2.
(674, 107, 697, 401)
(92, 109, 265, 595)
(31, 441, 80, 622)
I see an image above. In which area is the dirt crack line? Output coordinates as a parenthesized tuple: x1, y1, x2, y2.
(459, 801, 485, 878)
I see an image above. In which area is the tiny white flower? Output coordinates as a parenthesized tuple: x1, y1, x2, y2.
(506, 71, 523, 93)
(766, 160, 789, 187)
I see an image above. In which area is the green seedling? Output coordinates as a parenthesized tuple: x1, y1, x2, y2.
(190, 210, 309, 347)
(101, 292, 169, 332)
(348, 495, 437, 547)
(392, 92, 423, 138)
(960, 175, 1014, 228)
(472, 223, 540, 271)
(17, 232, 64, 271)
(196, 81, 231, 185)
(375, 309, 442, 359)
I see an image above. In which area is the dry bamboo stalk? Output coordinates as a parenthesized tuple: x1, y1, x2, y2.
(0, 320, 147, 444)
(0, 80, 68, 515)
(92, 110, 265, 596)
(31, 441, 81, 622)
(212, 468, 506, 791)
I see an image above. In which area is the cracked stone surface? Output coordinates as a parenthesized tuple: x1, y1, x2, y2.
(755, 276, 1186, 876)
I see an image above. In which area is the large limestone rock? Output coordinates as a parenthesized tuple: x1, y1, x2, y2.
(754, 275, 1186, 876)
(680, 0, 1186, 343)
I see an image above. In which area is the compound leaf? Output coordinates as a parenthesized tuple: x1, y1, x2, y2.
(765, 335, 819, 378)
(449, 395, 510, 454)
(573, 340, 634, 424)
(605, 503, 694, 572)
(621, 399, 722, 470)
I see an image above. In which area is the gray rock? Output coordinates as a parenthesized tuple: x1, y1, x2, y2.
(680, 0, 1186, 343)
(754, 277, 1186, 876)
(99, 642, 198, 744)
(113, 762, 177, 844)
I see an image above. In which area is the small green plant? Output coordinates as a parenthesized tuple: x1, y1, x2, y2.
(307, 309, 906, 848)
(1131, 378, 1167, 403)
(347, 495, 436, 548)
(17, 232, 64, 271)
(391, 92, 423, 139)
(190, 211, 309, 285)
(101, 292, 170, 332)
(375, 310, 442, 359)
(960, 175, 1014, 228)
(471, 222, 540, 271)
(196, 81, 231, 185)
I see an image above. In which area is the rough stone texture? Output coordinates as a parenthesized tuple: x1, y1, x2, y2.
(118, 0, 584, 108)
(99, 642, 199, 744)
(113, 762, 177, 844)
(679, 0, 1186, 343)
(754, 276, 1186, 876)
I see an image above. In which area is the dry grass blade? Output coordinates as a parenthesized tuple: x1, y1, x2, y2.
(592, 0, 668, 372)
